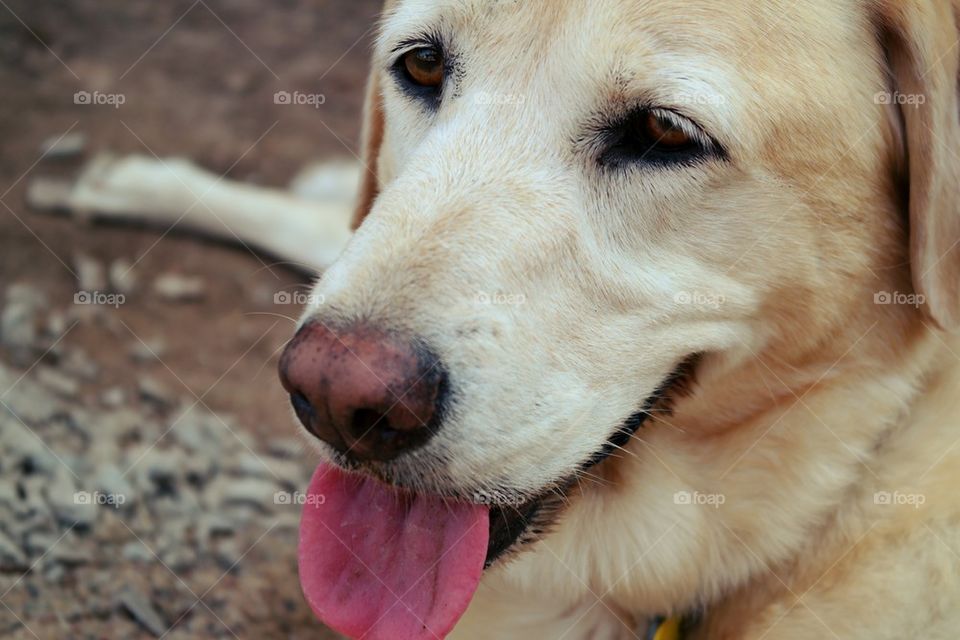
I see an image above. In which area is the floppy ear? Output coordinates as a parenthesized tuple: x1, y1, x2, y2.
(352, 68, 386, 230)
(875, 0, 960, 330)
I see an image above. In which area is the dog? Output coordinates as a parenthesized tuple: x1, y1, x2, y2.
(37, 0, 960, 637)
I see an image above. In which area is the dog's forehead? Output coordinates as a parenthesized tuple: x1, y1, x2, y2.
(381, 0, 873, 137)
(382, 0, 858, 60)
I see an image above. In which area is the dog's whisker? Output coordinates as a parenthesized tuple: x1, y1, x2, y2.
(244, 311, 301, 325)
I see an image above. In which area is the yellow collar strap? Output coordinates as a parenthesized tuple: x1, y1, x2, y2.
(646, 616, 683, 640)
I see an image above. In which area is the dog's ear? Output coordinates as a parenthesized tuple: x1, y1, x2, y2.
(874, 0, 960, 330)
(352, 0, 401, 230)
(352, 67, 386, 230)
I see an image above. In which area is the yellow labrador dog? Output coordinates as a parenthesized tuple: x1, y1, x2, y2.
(40, 0, 960, 638)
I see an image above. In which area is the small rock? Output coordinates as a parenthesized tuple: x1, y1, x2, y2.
(5, 419, 59, 477)
(5, 509, 56, 545)
(128, 337, 166, 363)
(0, 483, 18, 508)
(1, 283, 46, 354)
(42, 562, 65, 583)
(109, 259, 137, 295)
(174, 406, 225, 452)
(121, 542, 153, 563)
(197, 514, 235, 548)
(49, 545, 89, 567)
(23, 531, 58, 557)
(161, 546, 197, 572)
(60, 349, 99, 380)
(100, 387, 125, 408)
(45, 311, 67, 337)
(138, 377, 173, 408)
(45, 470, 95, 529)
(206, 476, 277, 512)
(119, 590, 168, 637)
(13, 476, 49, 519)
(153, 274, 205, 302)
(35, 367, 80, 398)
(134, 449, 180, 497)
(94, 465, 135, 508)
(213, 540, 243, 570)
(0, 529, 28, 571)
(40, 132, 87, 158)
(229, 453, 306, 489)
(74, 254, 107, 293)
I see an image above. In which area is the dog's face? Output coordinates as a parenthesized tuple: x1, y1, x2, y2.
(292, 0, 960, 574)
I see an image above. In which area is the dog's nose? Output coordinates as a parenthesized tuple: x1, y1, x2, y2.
(278, 321, 445, 461)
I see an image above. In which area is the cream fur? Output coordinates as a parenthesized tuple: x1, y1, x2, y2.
(333, 1, 960, 638)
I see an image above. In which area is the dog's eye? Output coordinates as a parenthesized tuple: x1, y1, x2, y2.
(401, 47, 444, 88)
(639, 111, 693, 150)
(600, 108, 717, 168)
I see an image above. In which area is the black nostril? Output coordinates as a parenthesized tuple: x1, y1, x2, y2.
(351, 408, 389, 438)
(290, 392, 317, 433)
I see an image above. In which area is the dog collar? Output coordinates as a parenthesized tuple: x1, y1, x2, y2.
(646, 616, 682, 640)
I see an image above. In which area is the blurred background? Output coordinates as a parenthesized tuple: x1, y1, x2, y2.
(0, 1, 382, 637)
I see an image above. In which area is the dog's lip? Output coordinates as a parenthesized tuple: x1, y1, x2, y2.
(484, 494, 549, 566)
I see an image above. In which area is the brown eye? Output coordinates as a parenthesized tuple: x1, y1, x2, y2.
(599, 107, 716, 168)
(403, 47, 444, 88)
(641, 111, 693, 149)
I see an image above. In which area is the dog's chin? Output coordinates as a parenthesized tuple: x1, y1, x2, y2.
(324, 354, 701, 567)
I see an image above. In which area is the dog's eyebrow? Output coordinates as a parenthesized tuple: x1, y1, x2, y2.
(385, 27, 447, 57)
(616, 73, 738, 151)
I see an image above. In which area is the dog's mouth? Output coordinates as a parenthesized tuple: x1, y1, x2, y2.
(483, 354, 701, 566)
(297, 355, 699, 640)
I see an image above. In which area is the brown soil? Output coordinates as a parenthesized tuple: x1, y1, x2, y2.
(0, 1, 382, 637)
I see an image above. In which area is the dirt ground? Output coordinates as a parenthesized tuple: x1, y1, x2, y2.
(0, 1, 382, 637)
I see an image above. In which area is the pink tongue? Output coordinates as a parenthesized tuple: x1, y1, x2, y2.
(298, 464, 490, 640)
